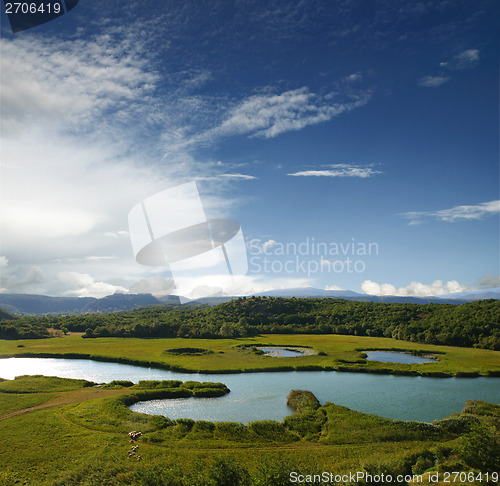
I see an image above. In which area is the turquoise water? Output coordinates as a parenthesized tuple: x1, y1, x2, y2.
(0, 357, 498, 424)
(363, 351, 437, 364)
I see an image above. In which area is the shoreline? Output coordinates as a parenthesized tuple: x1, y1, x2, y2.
(1, 352, 498, 378)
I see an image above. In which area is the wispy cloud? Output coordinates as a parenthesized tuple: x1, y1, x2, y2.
(195, 173, 257, 182)
(441, 49, 480, 71)
(288, 163, 381, 178)
(419, 48, 480, 88)
(206, 87, 371, 140)
(401, 200, 500, 225)
(418, 75, 450, 88)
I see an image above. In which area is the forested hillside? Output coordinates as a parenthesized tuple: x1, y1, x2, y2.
(1, 298, 499, 350)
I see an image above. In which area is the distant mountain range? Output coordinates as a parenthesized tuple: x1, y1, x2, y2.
(250, 287, 500, 303)
(0, 293, 179, 315)
(435, 288, 500, 300)
(0, 287, 498, 315)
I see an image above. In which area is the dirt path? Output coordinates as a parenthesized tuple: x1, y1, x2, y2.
(0, 387, 128, 421)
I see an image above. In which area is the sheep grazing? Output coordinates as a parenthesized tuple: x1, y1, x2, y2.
(127, 433, 143, 459)
(128, 431, 142, 441)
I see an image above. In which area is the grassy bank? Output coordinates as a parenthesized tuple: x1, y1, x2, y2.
(0, 376, 498, 485)
(1, 333, 499, 376)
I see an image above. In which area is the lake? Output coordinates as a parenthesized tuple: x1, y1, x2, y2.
(1, 357, 499, 424)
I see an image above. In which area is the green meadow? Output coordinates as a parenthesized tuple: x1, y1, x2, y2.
(1, 333, 499, 376)
(1, 334, 499, 484)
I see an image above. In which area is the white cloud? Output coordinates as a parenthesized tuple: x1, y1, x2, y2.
(195, 173, 257, 181)
(262, 239, 278, 252)
(325, 285, 344, 291)
(401, 200, 500, 224)
(129, 276, 176, 296)
(60, 272, 128, 298)
(361, 279, 470, 297)
(288, 163, 381, 178)
(0, 36, 159, 137)
(208, 87, 371, 139)
(419, 49, 480, 88)
(0, 33, 250, 296)
(441, 49, 480, 71)
(0, 257, 45, 294)
(418, 75, 450, 88)
(229, 275, 313, 296)
(344, 73, 362, 83)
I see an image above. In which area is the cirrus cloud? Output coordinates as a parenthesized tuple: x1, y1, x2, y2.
(401, 200, 500, 225)
(208, 87, 371, 140)
(418, 75, 450, 88)
(288, 163, 381, 178)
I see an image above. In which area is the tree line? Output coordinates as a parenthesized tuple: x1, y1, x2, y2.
(0, 297, 499, 350)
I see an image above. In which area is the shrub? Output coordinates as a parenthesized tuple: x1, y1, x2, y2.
(207, 456, 250, 486)
(247, 420, 299, 442)
(456, 423, 500, 471)
(214, 422, 251, 441)
(150, 415, 174, 429)
(286, 390, 320, 411)
(108, 380, 134, 387)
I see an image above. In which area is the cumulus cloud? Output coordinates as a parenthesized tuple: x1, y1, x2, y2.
(0, 257, 45, 293)
(401, 200, 500, 224)
(60, 272, 128, 298)
(252, 239, 280, 254)
(288, 163, 381, 178)
(361, 279, 470, 297)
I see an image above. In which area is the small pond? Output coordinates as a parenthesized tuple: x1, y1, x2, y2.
(363, 351, 437, 364)
(258, 347, 305, 357)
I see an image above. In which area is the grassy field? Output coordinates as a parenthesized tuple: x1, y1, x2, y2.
(1, 333, 499, 376)
(0, 375, 498, 485)
(1, 335, 499, 484)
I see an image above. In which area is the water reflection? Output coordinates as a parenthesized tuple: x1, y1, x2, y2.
(1, 357, 498, 424)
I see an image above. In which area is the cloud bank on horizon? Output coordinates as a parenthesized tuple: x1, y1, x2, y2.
(0, 0, 498, 298)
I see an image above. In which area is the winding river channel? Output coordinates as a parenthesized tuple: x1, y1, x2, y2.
(1, 357, 499, 424)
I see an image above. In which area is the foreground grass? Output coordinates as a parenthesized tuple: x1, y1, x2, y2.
(1, 333, 499, 376)
(0, 376, 498, 485)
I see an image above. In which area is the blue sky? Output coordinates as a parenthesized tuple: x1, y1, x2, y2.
(0, 0, 499, 298)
